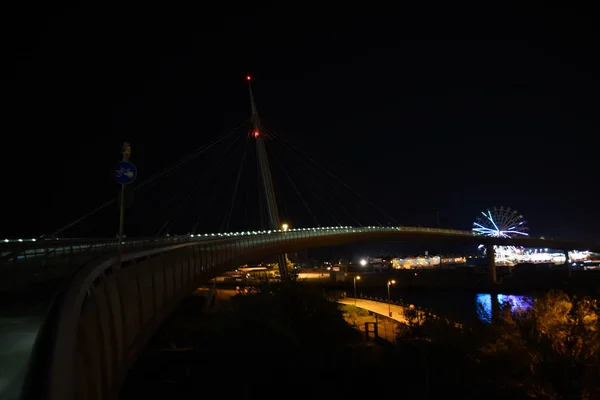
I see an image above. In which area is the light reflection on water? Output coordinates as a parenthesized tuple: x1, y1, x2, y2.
(476, 293, 533, 322)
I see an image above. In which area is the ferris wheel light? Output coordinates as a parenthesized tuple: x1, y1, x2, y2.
(473, 207, 529, 264)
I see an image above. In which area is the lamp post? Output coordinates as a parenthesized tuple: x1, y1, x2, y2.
(387, 279, 396, 317)
(353, 276, 361, 306)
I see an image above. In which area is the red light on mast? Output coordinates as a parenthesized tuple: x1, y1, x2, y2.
(253, 130, 259, 137)
(246, 75, 251, 81)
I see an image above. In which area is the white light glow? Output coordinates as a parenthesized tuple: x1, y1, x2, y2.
(472, 207, 529, 265)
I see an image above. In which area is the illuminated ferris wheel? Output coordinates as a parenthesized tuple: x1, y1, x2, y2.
(472, 207, 529, 264)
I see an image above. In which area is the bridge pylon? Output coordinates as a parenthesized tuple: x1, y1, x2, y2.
(247, 76, 289, 280)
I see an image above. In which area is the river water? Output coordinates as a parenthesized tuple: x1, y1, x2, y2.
(358, 289, 532, 325)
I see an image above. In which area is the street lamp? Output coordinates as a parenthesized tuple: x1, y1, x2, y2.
(281, 223, 289, 232)
(359, 259, 367, 266)
(387, 279, 396, 317)
(353, 275, 361, 306)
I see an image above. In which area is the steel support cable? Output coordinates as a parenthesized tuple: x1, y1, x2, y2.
(256, 152, 267, 230)
(156, 134, 243, 237)
(266, 140, 334, 227)
(190, 161, 235, 234)
(267, 135, 358, 227)
(266, 132, 359, 227)
(262, 119, 348, 180)
(263, 126, 377, 225)
(264, 128, 364, 227)
(243, 181, 250, 228)
(222, 133, 250, 232)
(272, 145, 357, 227)
(48, 119, 249, 237)
(191, 136, 249, 234)
(269, 149, 320, 227)
(265, 127, 399, 226)
(151, 131, 242, 235)
(239, 146, 255, 230)
(267, 127, 389, 225)
(261, 120, 364, 213)
(133, 119, 249, 192)
(157, 139, 240, 236)
(190, 178, 226, 234)
(268, 147, 290, 227)
(262, 121, 389, 219)
(176, 133, 244, 235)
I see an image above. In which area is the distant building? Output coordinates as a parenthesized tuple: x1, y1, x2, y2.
(367, 257, 392, 269)
(392, 255, 440, 269)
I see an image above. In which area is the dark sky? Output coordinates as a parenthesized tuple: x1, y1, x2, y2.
(2, 3, 598, 243)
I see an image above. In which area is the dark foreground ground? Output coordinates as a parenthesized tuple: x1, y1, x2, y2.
(119, 289, 526, 399)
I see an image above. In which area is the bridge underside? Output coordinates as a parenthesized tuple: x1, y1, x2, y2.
(18, 228, 596, 400)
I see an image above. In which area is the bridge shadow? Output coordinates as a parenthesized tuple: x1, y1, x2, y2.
(118, 288, 393, 398)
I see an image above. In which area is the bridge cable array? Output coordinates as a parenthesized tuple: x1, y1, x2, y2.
(268, 142, 358, 227)
(260, 120, 401, 227)
(222, 131, 250, 232)
(193, 116, 403, 232)
(47, 111, 402, 237)
(47, 119, 249, 237)
(154, 134, 243, 237)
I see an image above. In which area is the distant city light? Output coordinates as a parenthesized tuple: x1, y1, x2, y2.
(359, 259, 367, 266)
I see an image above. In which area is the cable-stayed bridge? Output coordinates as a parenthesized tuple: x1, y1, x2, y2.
(1, 78, 597, 400)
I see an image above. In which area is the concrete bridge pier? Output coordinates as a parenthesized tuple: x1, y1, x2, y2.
(486, 243, 497, 284)
(563, 249, 571, 278)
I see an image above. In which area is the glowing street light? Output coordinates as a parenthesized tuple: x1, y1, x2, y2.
(282, 223, 289, 232)
(359, 259, 367, 266)
(387, 279, 396, 317)
(353, 275, 361, 306)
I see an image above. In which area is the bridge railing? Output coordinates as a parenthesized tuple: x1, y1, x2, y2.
(0, 235, 236, 263)
(2, 225, 589, 266)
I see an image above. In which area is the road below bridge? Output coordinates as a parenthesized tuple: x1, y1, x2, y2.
(337, 298, 409, 323)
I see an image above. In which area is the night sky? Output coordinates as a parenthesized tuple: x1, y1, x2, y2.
(2, 3, 598, 244)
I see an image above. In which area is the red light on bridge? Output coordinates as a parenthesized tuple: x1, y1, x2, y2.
(246, 75, 251, 81)
(253, 130, 259, 137)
